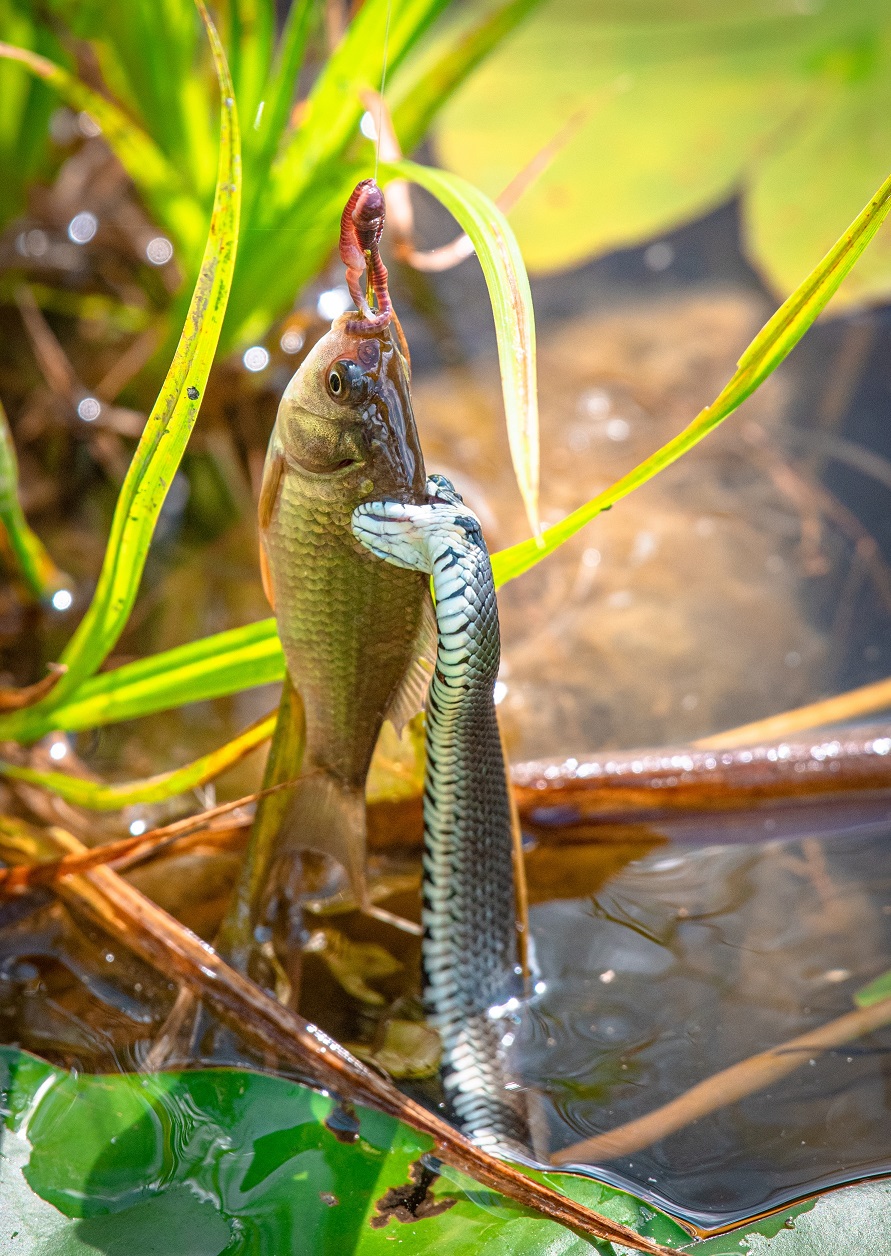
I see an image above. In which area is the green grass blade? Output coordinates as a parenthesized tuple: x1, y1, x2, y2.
(0, 620, 284, 744)
(3, 4, 241, 730)
(247, 0, 314, 162)
(0, 397, 68, 602)
(0, 41, 206, 258)
(222, 0, 274, 134)
(383, 159, 539, 536)
(225, 0, 448, 349)
(0, 711, 275, 810)
(267, 0, 448, 214)
(241, 0, 314, 223)
(390, 0, 544, 155)
(490, 164, 891, 588)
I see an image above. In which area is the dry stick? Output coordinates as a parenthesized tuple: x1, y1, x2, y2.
(552, 994, 891, 1166)
(695, 677, 891, 750)
(0, 781, 295, 892)
(0, 821, 677, 1255)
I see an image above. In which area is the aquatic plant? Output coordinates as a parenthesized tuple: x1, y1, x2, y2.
(1, 1, 891, 1250)
(0, 0, 538, 360)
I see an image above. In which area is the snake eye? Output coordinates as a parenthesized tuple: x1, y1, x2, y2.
(326, 359, 368, 404)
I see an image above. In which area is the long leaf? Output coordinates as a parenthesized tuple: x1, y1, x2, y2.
(0, 620, 283, 744)
(0, 396, 67, 602)
(490, 163, 891, 587)
(0, 41, 206, 258)
(0, 712, 275, 809)
(0, 5, 241, 739)
(382, 159, 539, 535)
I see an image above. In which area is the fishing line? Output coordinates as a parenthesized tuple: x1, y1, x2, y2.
(373, 0, 392, 181)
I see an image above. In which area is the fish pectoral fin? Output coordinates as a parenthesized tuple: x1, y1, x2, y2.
(258, 447, 286, 611)
(258, 447, 285, 531)
(259, 542, 275, 611)
(386, 594, 436, 736)
(282, 772, 369, 908)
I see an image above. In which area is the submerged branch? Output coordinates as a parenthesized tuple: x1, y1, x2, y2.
(511, 725, 891, 833)
(552, 994, 891, 1165)
(0, 817, 679, 1254)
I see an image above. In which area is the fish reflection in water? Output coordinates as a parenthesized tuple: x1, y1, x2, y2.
(508, 805, 891, 1230)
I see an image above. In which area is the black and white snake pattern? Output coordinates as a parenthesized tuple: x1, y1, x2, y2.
(353, 475, 530, 1152)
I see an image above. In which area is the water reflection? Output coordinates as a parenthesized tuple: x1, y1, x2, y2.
(518, 809, 891, 1228)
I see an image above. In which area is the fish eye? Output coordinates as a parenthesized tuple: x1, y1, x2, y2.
(326, 359, 367, 404)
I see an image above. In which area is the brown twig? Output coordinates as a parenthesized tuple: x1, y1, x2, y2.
(0, 816, 680, 1254)
(513, 725, 891, 830)
(552, 993, 891, 1165)
(0, 662, 67, 712)
(0, 780, 296, 892)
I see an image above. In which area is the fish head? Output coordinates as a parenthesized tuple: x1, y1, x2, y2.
(275, 316, 425, 504)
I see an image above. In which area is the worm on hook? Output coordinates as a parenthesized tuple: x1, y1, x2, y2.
(339, 178, 392, 333)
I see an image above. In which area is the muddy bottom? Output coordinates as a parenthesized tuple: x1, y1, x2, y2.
(514, 798, 891, 1228)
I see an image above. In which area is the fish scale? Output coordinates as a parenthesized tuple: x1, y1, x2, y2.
(269, 469, 425, 782)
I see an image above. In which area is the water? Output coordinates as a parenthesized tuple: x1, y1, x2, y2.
(514, 798, 891, 1230)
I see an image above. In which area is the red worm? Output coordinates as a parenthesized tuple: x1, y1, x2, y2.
(339, 179, 392, 332)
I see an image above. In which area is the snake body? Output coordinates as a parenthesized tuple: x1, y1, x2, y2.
(353, 475, 529, 1151)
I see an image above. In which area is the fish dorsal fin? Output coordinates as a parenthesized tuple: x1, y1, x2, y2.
(386, 593, 436, 735)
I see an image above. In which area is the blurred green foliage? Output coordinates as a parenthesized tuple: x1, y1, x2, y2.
(436, 0, 891, 308)
(0, 0, 60, 226)
(0, 0, 539, 358)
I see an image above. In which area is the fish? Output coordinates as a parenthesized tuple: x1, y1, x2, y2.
(258, 180, 434, 914)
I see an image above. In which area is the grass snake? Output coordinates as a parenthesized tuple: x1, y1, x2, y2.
(353, 474, 531, 1152)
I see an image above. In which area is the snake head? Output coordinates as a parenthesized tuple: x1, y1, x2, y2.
(426, 474, 464, 507)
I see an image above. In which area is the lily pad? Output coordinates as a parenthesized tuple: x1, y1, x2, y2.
(0, 1046, 888, 1254)
(0, 1046, 688, 1253)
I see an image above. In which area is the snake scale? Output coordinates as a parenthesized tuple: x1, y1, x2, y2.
(353, 474, 531, 1151)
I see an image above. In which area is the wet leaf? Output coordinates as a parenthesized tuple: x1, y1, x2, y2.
(0, 1046, 690, 1253)
(685, 1181, 891, 1255)
(306, 927, 402, 1006)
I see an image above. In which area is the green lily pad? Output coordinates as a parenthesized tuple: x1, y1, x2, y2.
(434, 0, 891, 307)
(0, 1046, 688, 1254)
(0, 1045, 888, 1254)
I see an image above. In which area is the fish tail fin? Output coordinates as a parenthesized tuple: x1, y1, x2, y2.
(282, 771, 369, 909)
(279, 772, 421, 935)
